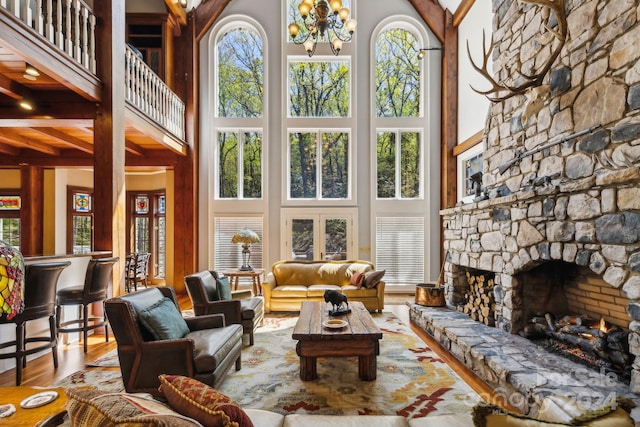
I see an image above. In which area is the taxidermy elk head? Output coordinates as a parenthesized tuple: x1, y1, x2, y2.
(467, 0, 567, 102)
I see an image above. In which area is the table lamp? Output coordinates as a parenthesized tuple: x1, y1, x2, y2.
(231, 229, 260, 271)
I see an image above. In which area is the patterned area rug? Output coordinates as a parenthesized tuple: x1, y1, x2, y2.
(56, 312, 480, 418)
(217, 312, 480, 418)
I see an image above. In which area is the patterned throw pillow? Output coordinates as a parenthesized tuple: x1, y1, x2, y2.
(362, 270, 385, 289)
(349, 272, 365, 288)
(65, 388, 200, 426)
(158, 375, 254, 427)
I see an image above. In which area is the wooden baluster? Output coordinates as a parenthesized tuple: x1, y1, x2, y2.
(45, 0, 53, 43)
(78, 2, 89, 68)
(55, 0, 62, 50)
(65, 0, 72, 55)
(125, 49, 131, 103)
(35, 0, 43, 34)
(88, 13, 96, 73)
(73, 0, 80, 63)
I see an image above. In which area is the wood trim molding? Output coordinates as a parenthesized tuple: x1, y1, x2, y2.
(453, 0, 476, 27)
(452, 129, 483, 156)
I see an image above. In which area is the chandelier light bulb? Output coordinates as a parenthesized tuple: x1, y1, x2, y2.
(329, 0, 342, 13)
(302, 0, 314, 6)
(345, 19, 357, 33)
(298, 2, 312, 19)
(303, 39, 315, 54)
(289, 23, 300, 37)
(338, 7, 349, 22)
(332, 38, 343, 52)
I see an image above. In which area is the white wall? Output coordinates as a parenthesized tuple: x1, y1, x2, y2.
(457, 0, 493, 143)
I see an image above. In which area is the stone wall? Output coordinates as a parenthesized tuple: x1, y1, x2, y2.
(443, 0, 640, 391)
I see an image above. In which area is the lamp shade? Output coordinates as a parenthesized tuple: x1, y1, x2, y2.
(231, 228, 260, 245)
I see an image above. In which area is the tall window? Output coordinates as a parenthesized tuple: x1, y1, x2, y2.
(0, 194, 20, 248)
(128, 191, 166, 280)
(67, 187, 93, 254)
(374, 27, 423, 200)
(372, 22, 434, 286)
(215, 23, 264, 200)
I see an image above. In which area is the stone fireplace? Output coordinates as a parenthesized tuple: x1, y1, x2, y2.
(441, 0, 640, 392)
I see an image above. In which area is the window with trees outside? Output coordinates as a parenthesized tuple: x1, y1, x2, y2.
(375, 27, 423, 200)
(0, 194, 20, 248)
(67, 187, 93, 254)
(215, 23, 264, 200)
(373, 23, 429, 286)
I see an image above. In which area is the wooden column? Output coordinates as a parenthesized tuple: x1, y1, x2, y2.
(441, 10, 458, 210)
(19, 165, 44, 256)
(172, 13, 197, 294)
(93, 0, 126, 295)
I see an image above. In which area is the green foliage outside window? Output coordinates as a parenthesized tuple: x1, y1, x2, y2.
(290, 132, 317, 198)
(375, 28, 421, 118)
(217, 28, 263, 118)
(400, 132, 420, 198)
(289, 61, 350, 118)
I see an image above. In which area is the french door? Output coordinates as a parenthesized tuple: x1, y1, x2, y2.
(281, 208, 357, 261)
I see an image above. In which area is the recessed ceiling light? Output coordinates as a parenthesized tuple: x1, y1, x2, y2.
(24, 63, 40, 78)
(18, 99, 34, 111)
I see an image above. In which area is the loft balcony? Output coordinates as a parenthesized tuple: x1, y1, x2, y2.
(0, 0, 186, 165)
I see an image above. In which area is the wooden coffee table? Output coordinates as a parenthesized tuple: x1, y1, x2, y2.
(292, 301, 382, 381)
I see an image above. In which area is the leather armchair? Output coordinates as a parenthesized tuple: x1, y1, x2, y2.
(185, 270, 264, 345)
(104, 286, 242, 397)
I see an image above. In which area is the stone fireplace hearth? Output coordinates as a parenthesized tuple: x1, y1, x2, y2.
(437, 0, 640, 396)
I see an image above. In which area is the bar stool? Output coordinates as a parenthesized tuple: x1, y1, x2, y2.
(56, 257, 118, 353)
(0, 261, 71, 385)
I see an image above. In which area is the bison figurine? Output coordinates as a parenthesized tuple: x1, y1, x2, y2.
(324, 289, 348, 313)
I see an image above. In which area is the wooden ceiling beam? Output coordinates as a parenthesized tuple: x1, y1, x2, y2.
(0, 141, 20, 156)
(164, 0, 187, 26)
(408, 0, 445, 43)
(453, 0, 476, 27)
(125, 139, 147, 156)
(195, 0, 232, 41)
(0, 74, 28, 100)
(29, 127, 94, 154)
(0, 128, 60, 155)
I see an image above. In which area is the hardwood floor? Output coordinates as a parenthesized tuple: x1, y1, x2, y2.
(0, 294, 515, 411)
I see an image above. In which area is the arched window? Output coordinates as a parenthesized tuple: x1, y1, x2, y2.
(215, 22, 264, 199)
(371, 18, 439, 287)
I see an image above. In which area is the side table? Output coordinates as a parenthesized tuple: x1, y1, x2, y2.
(222, 269, 264, 295)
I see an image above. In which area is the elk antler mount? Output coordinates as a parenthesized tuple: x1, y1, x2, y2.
(468, 0, 567, 102)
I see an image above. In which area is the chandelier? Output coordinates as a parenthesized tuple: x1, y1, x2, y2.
(288, 0, 357, 57)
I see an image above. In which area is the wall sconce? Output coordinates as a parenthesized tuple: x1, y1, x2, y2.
(179, 0, 187, 8)
(23, 63, 40, 81)
(18, 98, 34, 111)
(417, 47, 443, 59)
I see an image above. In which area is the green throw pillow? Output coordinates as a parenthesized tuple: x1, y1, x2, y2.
(217, 276, 232, 301)
(139, 297, 190, 340)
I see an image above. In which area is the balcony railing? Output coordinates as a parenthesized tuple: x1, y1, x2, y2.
(126, 45, 186, 141)
(1, 1, 186, 142)
(0, 0, 96, 73)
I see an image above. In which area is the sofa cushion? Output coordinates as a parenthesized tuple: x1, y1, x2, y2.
(138, 297, 190, 340)
(362, 270, 385, 289)
(308, 284, 341, 297)
(158, 374, 253, 427)
(187, 324, 243, 373)
(350, 272, 365, 288)
(244, 409, 285, 427)
(65, 388, 200, 427)
(341, 285, 379, 297)
(271, 285, 309, 298)
(408, 414, 473, 427)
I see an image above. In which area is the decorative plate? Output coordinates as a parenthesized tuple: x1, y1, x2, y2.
(20, 391, 58, 409)
(0, 404, 16, 418)
(323, 319, 347, 329)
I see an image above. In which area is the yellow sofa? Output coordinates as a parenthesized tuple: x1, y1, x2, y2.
(263, 260, 385, 313)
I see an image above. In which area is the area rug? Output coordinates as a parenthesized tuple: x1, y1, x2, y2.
(56, 312, 481, 418)
(217, 312, 480, 418)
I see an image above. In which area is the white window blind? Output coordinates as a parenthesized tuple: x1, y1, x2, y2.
(375, 217, 425, 285)
(214, 217, 264, 271)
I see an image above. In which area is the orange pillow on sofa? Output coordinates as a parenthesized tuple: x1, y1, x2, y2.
(350, 272, 365, 288)
(158, 375, 253, 427)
